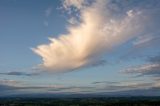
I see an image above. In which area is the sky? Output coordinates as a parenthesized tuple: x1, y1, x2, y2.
(0, 0, 160, 97)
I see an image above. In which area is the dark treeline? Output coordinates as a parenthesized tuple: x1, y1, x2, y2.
(0, 97, 160, 106)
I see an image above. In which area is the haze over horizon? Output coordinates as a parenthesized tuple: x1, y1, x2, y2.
(0, 0, 160, 97)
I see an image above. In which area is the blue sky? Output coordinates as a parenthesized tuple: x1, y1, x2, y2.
(0, 0, 160, 97)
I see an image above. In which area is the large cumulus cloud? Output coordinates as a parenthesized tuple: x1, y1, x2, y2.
(32, 0, 152, 72)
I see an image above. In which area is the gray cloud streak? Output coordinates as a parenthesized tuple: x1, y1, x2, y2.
(0, 71, 38, 76)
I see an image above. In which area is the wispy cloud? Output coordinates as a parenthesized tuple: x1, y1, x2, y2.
(91, 80, 155, 92)
(33, 0, 148, 73)
(0, 71, 38, 76)
(0, 82, 95, 96)
(45, 7, 53, 17)
(44, 20, 49, 27)
(123, 54, 160, 77)
(101, 82, 153, 91)
(0, 79, 20, 86)
(0, 79, 160, 96)
(43, 6, 53, 27)
(120, 54, 160, 95)
(133, 35, 160, 49)
(123, 64, 160, 76)
(92, 81, 119, 85)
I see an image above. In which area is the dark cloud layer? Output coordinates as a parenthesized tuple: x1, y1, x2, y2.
(0, 71, 38, 76)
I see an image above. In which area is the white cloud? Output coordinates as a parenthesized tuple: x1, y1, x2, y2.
(127, 10, 134, 17)
(67, 17, 79, 25)
(45, 7, 53, 17)
(33, 0, 149, 73)
(62, 0, 86, 10)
